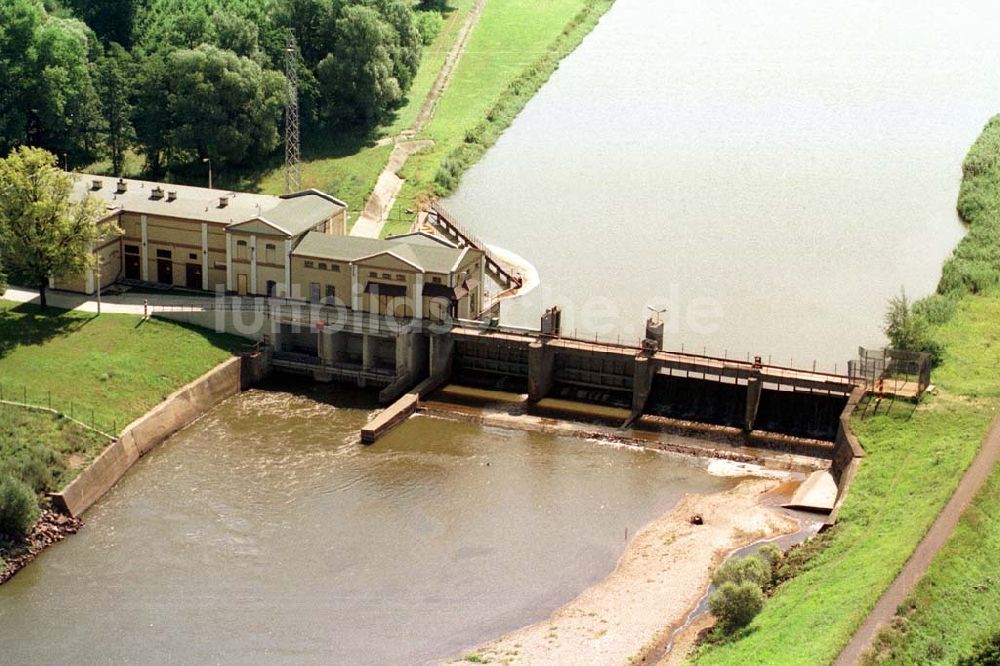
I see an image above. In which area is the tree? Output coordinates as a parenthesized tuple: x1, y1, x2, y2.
(65, 0, 139, 47)
(710, 554, 772, 590)
(316, 4, 410, 125)
(958, 630, 1000, 666)
(708, 581, 765, 634)
(0, 476, 39, 538)
(0, 147, 106, 308)
(95, 43, 135, 176)
(884, 288, 943, 365)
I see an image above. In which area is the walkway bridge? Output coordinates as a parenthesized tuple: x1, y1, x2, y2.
(426, 203, 524, 292)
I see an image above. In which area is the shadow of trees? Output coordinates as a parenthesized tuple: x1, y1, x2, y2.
(0, 302, 95, 359)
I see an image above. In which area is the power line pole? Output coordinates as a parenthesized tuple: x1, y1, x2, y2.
(284, 31, 302, 194)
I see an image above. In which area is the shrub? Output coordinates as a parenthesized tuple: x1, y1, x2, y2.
(884, 289, 944, 365)
(709, 581, 765, 633)
(0, 476, 40, 537)
(958, 630, 1000, 666)
(414, 11, 443, 45)
(711, 553, 771, 589)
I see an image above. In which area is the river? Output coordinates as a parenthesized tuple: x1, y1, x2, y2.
(0, 385, 732, 664)
(445, 0, 1000, 368)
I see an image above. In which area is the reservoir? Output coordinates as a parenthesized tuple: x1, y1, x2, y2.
(445, 0, 1000, 368)
(0, 385, 732, 664)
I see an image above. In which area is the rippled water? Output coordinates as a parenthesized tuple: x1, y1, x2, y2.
(0, 384, 732, 664)
(445, 0, 1000, 368)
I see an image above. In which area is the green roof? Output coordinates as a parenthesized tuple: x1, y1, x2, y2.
(292, 231, 476, 273)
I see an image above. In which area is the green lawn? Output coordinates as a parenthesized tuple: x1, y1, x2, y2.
(691, 292, 1000, 666)
(0, 300, 244, 435)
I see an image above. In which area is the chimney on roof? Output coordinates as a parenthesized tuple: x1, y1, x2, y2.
(166, 191, 177, 202)
(116, 178, 127, 194)
(218, 195, 230, 208)
(91, 179, 103, 190)
(151, 186, 164, 200)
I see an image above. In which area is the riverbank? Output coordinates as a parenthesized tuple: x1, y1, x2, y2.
(0, 510, 82, 584)
(690, 122, 1000, 664)
(383, 0, 616, 237)
(452, 478, 797, 665)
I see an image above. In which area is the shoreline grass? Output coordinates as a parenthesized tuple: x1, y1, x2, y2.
(689, 117, 1000, 665)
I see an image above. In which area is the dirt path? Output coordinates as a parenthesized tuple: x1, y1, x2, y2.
(352, 0, 488, 238)
(834, 415, 1000, 665)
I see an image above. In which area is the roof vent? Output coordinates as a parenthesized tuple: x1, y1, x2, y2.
(166, 191, 177, 202)
(91, 179, 103, 190)
(116, 179, 127, 194)
(218, 195, 230, 208)
(151, 186, 164, 200)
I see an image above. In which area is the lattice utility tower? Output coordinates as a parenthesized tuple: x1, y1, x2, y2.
(284, 31, 302, 194)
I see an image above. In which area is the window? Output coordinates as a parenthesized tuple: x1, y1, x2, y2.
(155, 249, 171, 258)
(235, 239, 247, 260)
(265, 243, 276, 264)
(395, 274, 404, 281)
(432, 276, 442, 284)
(318, 262, 327, 270)
(236, 240, 247, 246)
(382, 273, 390, 279)
(124, 244, 139, 255)
(330, 264, 340, 272)
(369, 271, 377, 278)
(325, 285, 335, 303)
(309, 282, 321, 303)
(266, 280, 276, 297)
(304, 260, 314, 269)
(189, 253, 197, 260)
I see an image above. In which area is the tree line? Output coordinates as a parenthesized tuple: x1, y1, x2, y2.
(0, 0, 447, 178)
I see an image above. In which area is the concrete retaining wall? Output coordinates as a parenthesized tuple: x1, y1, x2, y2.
(54, 356, 243, 517)
(826, 386, 867, 525)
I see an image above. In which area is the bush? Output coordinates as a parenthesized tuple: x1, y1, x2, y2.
(884, 289, 944, 365)
(711, 553, 771, 589)
(0, 476, 40, 537)
(709, 581, 765, 633)
(414, 10, 443, 45)
(958, 630, 1000, 666)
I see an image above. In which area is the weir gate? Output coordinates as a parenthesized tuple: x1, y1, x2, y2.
(192, 299, 860, 449)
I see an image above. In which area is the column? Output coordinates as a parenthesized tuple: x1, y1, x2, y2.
(201, 223, 209, 290)
(362, 334, 374, 370)
(249, 235, 258, 294)
(630, 355, 656, 419)
(140, 215, 149, 281)
(351, 264, 362, 310)
(225, 233, 233, 292)
(745, 375, 763, 433)
(527, 341, 555, 403)
(414, 273, 424, 320)
(283, 239, 293, 297)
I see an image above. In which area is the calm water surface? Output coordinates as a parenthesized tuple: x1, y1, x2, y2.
(446, 0, 1000, 367)
(0, 386, 731, 664)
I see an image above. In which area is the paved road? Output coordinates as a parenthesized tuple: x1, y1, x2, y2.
(835, 414, 1000, 665)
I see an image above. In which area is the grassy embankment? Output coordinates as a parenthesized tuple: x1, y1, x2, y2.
(689, 119, 1000, 664)
(0, 299, 243, 440)
(859, 116, 1000, 664)
(382, 0, 616, 237)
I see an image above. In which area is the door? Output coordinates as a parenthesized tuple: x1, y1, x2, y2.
(237, 273, 248, 296)
(309, 282, 321, 303)
(125, 254, 140, 280)
(157, 258, 173, 285)
(185, 263, 202, 290)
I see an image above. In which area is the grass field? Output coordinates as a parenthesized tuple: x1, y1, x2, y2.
(690, 117, 1000, 665)
(0, 300, 243, 435)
